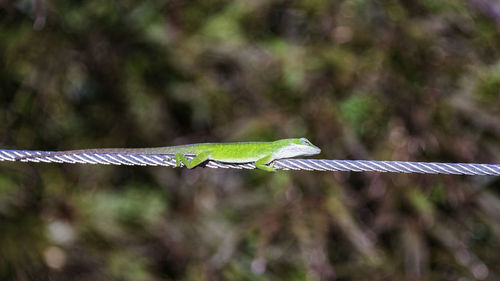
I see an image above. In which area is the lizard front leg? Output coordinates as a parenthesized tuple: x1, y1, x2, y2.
(254, 154, 276, 172)
(174, 151, 209, 169)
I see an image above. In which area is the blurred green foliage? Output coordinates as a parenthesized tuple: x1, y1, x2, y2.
(1, 0, 500, 280)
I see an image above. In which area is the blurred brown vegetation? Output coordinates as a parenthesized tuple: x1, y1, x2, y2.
(1, 0, 500, 280)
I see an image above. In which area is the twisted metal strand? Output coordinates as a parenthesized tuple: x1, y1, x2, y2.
(1, 149, 500, 175)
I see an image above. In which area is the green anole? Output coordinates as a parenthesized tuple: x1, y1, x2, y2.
(16, 138, 321, 171)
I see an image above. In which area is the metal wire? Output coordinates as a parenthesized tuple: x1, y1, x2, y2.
(1, 149, 500, 175)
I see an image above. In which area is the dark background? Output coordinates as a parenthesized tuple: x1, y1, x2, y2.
(1, 0, 500, 280)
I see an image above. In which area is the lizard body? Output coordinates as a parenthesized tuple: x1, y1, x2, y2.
(16, 138, 321, 171)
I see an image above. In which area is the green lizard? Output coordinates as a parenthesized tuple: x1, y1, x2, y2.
(16, 138, 321, 171)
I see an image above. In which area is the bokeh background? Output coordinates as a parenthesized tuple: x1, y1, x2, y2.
(2, 0, 500, 280)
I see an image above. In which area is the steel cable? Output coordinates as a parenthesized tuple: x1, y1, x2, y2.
(1, 149, 500, 175)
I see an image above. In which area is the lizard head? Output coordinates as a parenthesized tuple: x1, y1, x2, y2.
(273, 138, 321, 158)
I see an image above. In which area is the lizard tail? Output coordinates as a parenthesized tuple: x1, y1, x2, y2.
(14, 148, 165, 161)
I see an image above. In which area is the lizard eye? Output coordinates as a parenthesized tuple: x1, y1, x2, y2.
(299, 138, 310, 145)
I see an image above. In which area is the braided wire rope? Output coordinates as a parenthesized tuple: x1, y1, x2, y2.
(1, 149, 500, 175)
